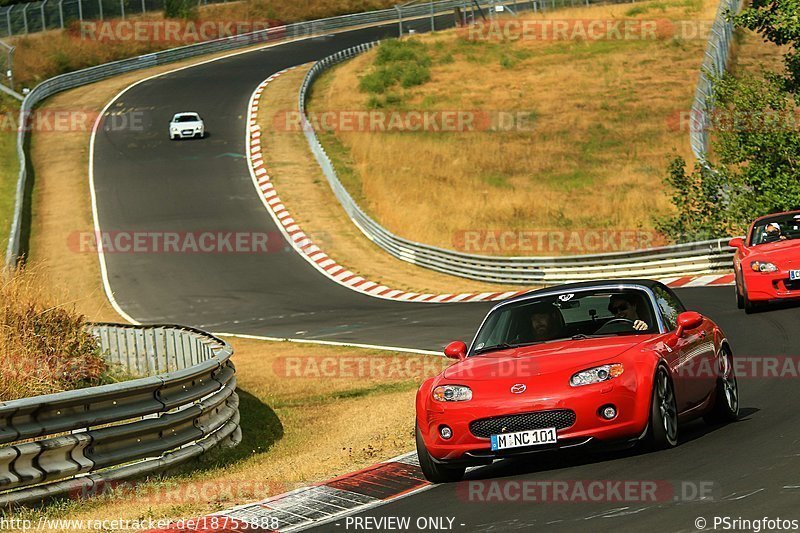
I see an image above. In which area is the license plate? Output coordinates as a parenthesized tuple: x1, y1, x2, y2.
(790, 270, 800, 281)
(490, 427, 557, 451)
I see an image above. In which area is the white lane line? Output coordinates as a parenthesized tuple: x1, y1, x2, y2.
(214, 332, 442, 356)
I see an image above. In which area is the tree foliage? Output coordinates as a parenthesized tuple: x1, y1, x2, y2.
(659, 0, 800, 242)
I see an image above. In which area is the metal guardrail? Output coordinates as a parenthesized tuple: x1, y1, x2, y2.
(299, 42, 736, 285)
(0, 323, 239, 506)
(689, 0, 743, 160)
(1, 0, 546, 267)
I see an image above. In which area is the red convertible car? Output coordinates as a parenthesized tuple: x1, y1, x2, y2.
(730, 210, 800, 313)
(415, 280, 739, 483)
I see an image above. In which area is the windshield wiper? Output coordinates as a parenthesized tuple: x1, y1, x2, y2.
(473, 341, 545, 355)
(473, 342, 515, 355)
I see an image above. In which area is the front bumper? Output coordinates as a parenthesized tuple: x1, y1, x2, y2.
(171, 129, 203, 139)
(419, 377, 648, 464)
(744, 271, 800, 301)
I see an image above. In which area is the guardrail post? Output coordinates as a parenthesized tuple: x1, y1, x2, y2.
(395, 5, 403, 38)
(120, 0, 125, 19)
(430, 0, 435, 32)
(5, 7, 11, 37)
(78, 0, 83, 21)
(98, 0, 103, 20)
(58, 0, 64, 29)
(22, 4, 29, 34)
(141, 0, 146, 14)
(40, 0, 47, 30)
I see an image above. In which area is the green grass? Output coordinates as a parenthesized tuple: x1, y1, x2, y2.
(0, 94, 20, 256)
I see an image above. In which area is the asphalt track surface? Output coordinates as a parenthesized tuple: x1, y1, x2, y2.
(92, 16, 498, 352)
(91, 12, 800, 532)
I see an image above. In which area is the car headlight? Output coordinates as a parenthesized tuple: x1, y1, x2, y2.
(750, 261, 778, 273)
(433, 385, 472, 402)
(570, 364, 624, 387)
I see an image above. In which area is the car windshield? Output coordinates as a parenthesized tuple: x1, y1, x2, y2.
(174, 115, 199, 123)
(749, 213, 800, 246)
(471, 287, 659, 355)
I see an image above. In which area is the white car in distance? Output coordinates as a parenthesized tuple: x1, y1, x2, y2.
(169, 112, 205, 140)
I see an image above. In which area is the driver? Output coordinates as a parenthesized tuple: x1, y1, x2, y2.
(763, 222, 787, 243)
(608, 294, 649, 331)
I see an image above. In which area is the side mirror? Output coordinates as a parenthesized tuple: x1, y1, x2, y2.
(675, 311, 704, 338)
(444, 341, 467, 361)
(729, 237, 744, 249)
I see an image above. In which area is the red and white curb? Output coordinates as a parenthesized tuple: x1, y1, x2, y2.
(145, 452, 429, 532)
(245, 68, 527, 304)
(245, 69, 734, 301)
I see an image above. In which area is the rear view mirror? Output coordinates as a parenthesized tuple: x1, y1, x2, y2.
(729, 237, 744, 249)
(444, 341, 467, 361)
(675, 311, 703, 337)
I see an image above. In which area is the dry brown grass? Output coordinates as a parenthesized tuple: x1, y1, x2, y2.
(310, 0, 720, 254)
(9, 337, 445, 528)
(9, 0, 401, 88)
(259, 65, 525, 293)
(0, 265, 105, 401)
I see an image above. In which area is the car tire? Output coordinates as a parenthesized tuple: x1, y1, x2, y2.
(735, 271, 744, 309)
(646, 366, 678, 450)
(704, 348, 739, 424)
(742, 280, 759, 314)
(415, 423, 465, 483)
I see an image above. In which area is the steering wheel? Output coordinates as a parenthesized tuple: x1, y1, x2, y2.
(594, 318, 635, 335)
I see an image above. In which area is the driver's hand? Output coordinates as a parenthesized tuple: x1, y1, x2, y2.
(633, 320, 648, 331)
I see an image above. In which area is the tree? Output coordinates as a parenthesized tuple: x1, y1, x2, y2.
(658, 0, 800, 242)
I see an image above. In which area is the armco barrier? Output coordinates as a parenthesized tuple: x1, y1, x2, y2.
(298, 45, 736, 285)
(689, 0, 743, 160)
(0, 323, 239, 507)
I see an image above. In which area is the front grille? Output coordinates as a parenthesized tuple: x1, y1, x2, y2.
(469, 409, 576, 438)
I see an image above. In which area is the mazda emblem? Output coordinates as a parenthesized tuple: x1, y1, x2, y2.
(510, 383, 526, 394)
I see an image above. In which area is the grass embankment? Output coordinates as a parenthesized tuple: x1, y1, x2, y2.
(8, 338, 446, 528)
(0, 266, 106, 401)
(309, 0, 719, 255)
(259, 65, 523, 293)
(9, 0, 400, 89)
(0, 94, 19, 255)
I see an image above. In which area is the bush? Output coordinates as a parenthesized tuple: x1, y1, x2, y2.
(359, 39, 431, 95)
(0, 267, 106, 401)
(164, 0, 196, 19)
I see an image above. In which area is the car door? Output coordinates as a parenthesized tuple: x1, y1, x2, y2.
(654, 287, 716, 409)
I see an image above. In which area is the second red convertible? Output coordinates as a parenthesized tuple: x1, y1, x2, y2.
(415, 280, 739, 483)
(730, 210, 800, 313)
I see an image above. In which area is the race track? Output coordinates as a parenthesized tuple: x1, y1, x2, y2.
(90, 14, 800, 531)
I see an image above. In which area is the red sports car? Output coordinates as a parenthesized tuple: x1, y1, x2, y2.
(730, 210, 800, 313)
(415, 280, 739, 483)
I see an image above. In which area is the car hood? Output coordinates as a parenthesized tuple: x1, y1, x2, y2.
(749, 239, 800, 265)
(172, 121, 202, 127)
(443, 336, 652, 382)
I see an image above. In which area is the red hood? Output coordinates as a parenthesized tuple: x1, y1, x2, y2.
(443, 336, 652, 382)
(748, 239, 800, 266)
